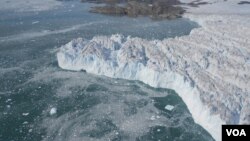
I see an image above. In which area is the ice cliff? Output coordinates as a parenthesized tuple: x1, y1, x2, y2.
(57, 1, 250, 141)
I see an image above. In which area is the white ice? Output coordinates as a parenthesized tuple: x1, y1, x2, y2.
(50, 107, 57, 115)
(165, 105, 174, 111)
(22, 113, 29, 116)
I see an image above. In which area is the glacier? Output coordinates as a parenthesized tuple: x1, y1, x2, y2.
(57, 1, 250, 141)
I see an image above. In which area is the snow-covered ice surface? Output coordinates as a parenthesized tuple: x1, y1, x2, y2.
(57, 0, 250, 141)
(0, 0, 61, 12)
(180, 0, 250, 14)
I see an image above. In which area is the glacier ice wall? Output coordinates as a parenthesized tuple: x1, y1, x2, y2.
(57, 14, 250, 141)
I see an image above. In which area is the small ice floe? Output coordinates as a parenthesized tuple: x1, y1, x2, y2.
(23, 121, 28, 124)
(22, 113, 29, 116)
(150, 115, 156, 120)
(50, 107, 57, 115)
(164, 105, 174, 111)
(32, 21, 39, 24)
(157, 129, 161, 132)
(28, 129, 33, 133)
(6, 99, 12, 103)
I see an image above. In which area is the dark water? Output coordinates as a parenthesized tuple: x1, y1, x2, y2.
(0, 1, 213, 141)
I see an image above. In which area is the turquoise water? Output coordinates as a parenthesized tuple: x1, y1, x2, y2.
(0, 1, 213, 141)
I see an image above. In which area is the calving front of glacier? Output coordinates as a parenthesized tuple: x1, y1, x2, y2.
(57, 14, 250, 141)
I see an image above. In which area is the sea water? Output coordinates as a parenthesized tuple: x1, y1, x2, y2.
(0, 1, 213, 141)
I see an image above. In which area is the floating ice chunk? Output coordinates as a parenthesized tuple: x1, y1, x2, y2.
(22, 113, 29, 116)
(6, 99, 12, 102)
(50, 107, 57, 115)
(164, 105, 174, 111)
(150, 115, 156, 120)
(23, 121, 28, 124)
(32, 21, 39, 24)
